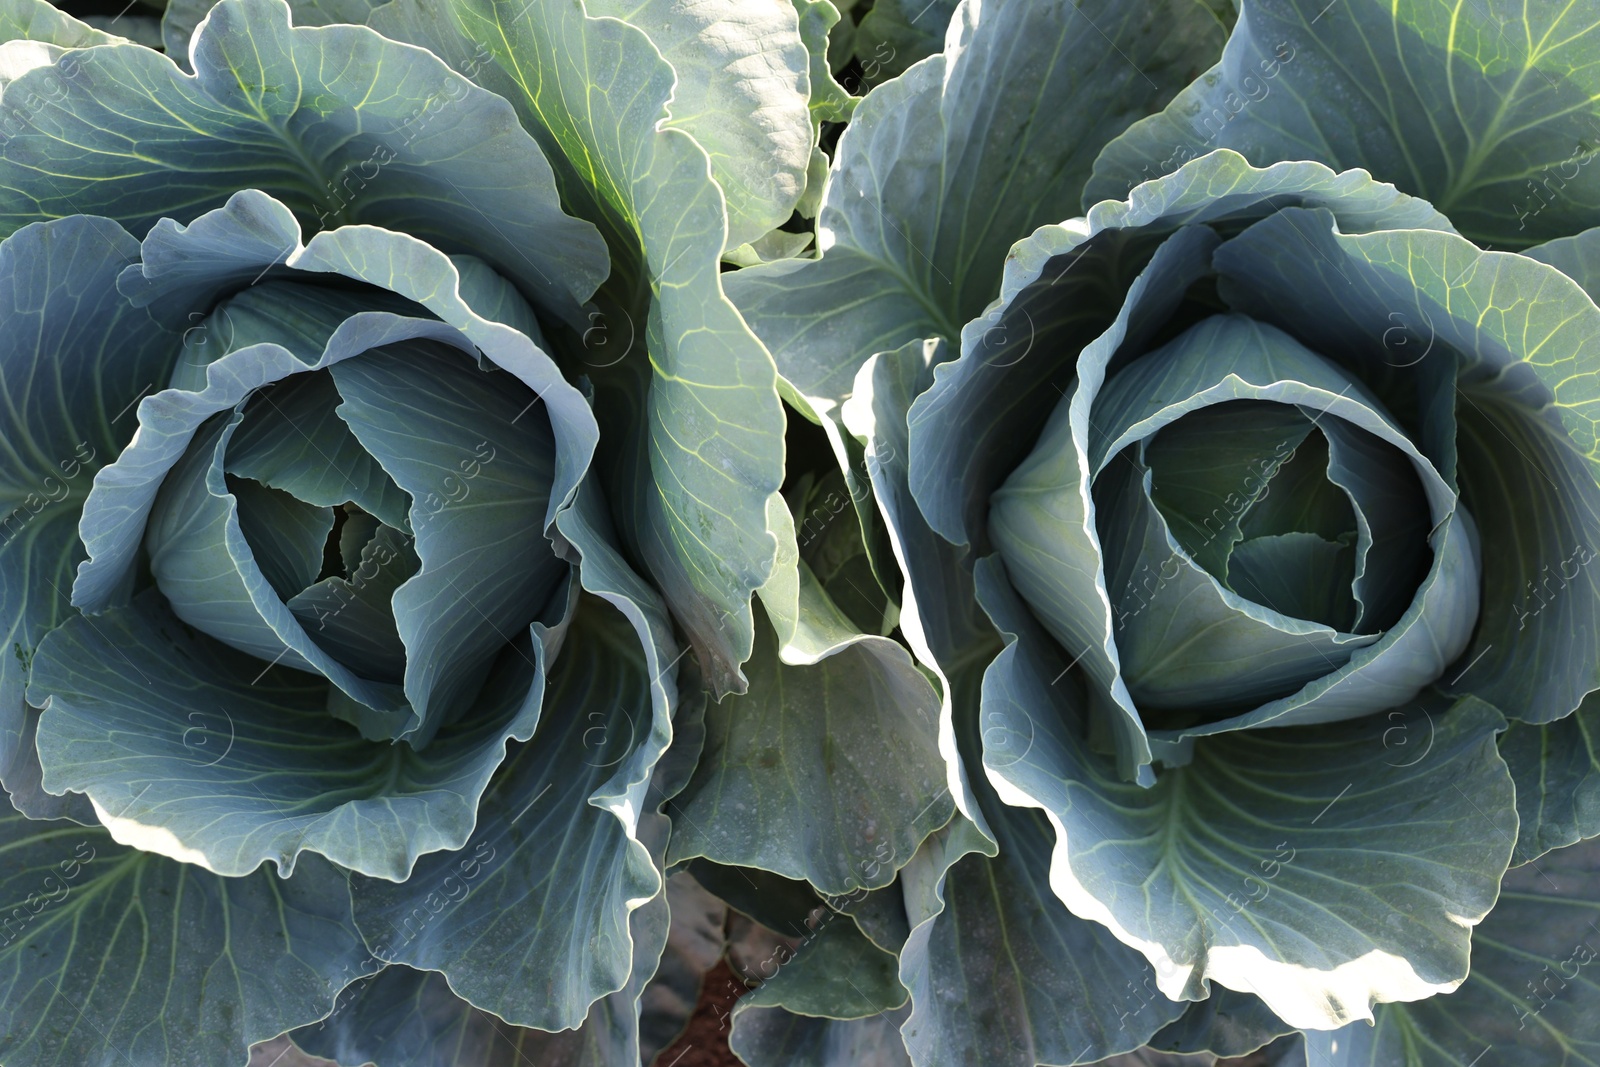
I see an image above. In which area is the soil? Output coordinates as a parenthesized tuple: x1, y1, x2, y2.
(654, 959, 750, 1067)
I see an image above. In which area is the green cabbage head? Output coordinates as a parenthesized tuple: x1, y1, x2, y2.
(729, 0, 1600, 1061)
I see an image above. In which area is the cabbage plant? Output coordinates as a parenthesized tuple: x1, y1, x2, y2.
(0, 0, 862, 1061)
(2, 0, 1599, 1065)
(731, 0, 1600, 1064)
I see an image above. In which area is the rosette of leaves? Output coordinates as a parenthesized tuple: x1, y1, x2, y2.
(0, 0, 967, 1060)
(729, 0, 1600, 1064)
(0, 0, 850, 1060)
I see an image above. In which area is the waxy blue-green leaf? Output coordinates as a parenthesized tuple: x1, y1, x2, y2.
(224, 357, 413, 533)
(905, 157, 1449, 783)
(791, 0, 857, 128)
(583, 0, 815, 254)
(133, 402, 407, 724)
(30, 591, 551, 880)
(1529, 226, 1600, 300)
(1085, 0, 1600, 249)
(1316, 416, 1432, 631)
(722, 897, 910, 1066)
(372, 0, 786, 698)
(899, 802, 1189, 1067)
(0, 0, 126, 107)
(1055, 311, 1475, 742)
(1079, 453, 1370, 717)
(344, 593, 664, 1030)
(839, 337, 1003, 860)
(1501, 693, 1600, 865)
(1139, 399, 1315, 579)
(300, 844, 670, 1067)
(227, 474, 333, 599)
(1142, 987, 1294, 1060)
(289, 965, 560, 1067)
(731, 1005, 914, 1067)
(1212, 208, 1600, 726)
(0, 802, 377, 1067)
(852, 0, 956, 84)
(335, 475, 682, 1032)
(975, 556, 1516, 1031)
(330, 342, 567, 744)
(162, 0, 388, 66)
(933, 224, 1222, 782)
(78, 195, 598, 629)
(909, 151, 1450, 556)
(0, 217, 175, 821)
(726, 0, 1228, 412)
(1310, 835, 1600, 1067)
(738, 916, 906, 1017)
(287, 523, 418, 689)
(667, 557, 951, 897)
(844, 343, 1171, 1067)
(1, 0, 119, 42)
(0, 0, 607, 323)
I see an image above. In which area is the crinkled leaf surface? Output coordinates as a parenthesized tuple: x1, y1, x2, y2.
(1086, 0, 1600, 248)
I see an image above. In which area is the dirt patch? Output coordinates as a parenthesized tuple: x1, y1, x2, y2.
(653, 959, 750, 1067)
